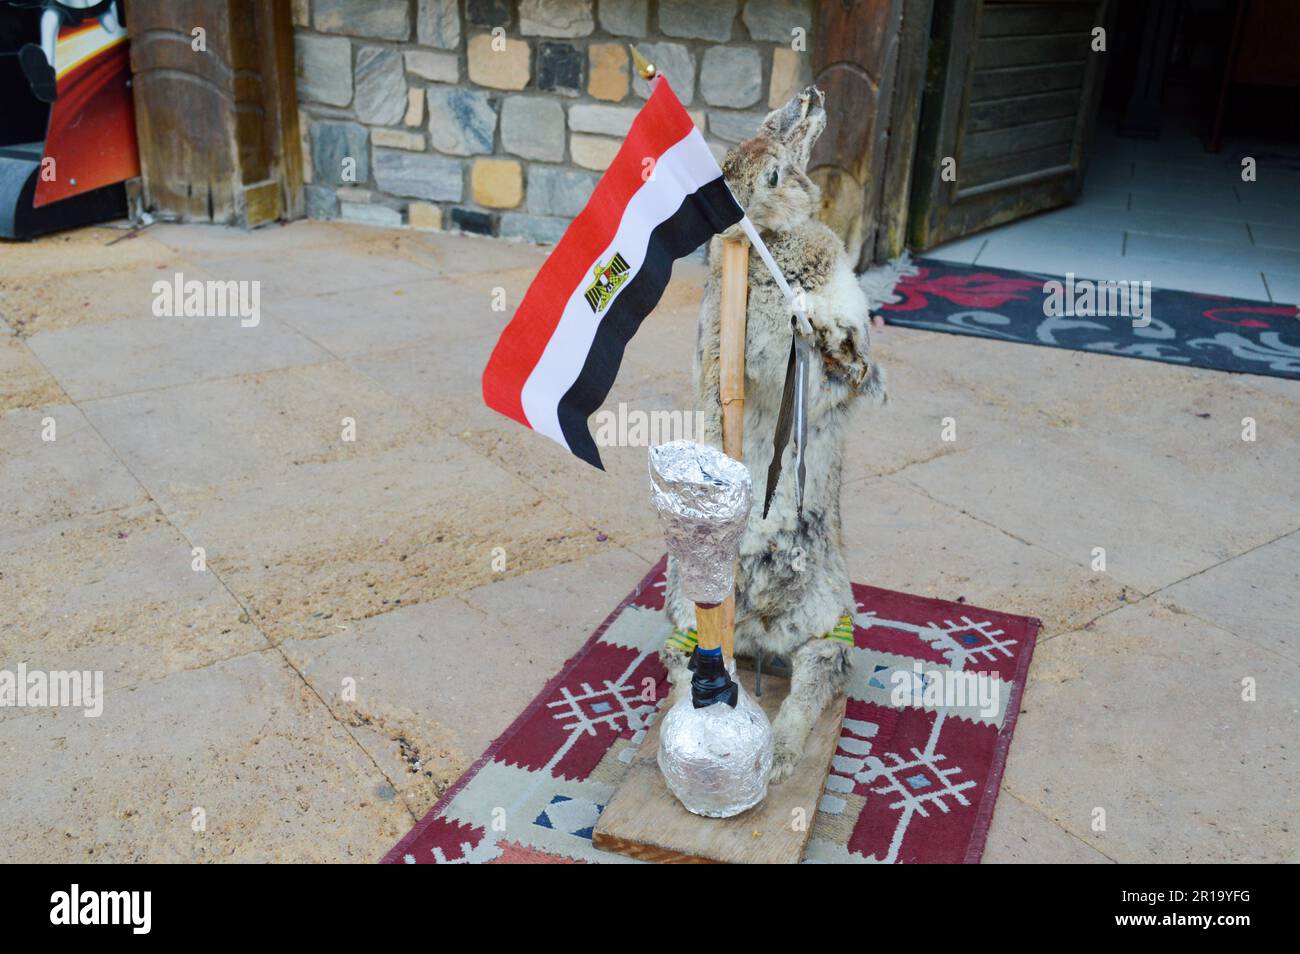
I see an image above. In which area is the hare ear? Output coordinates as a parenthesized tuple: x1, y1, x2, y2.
(758, 95, 805, 141)
(758, 86, 826, 171)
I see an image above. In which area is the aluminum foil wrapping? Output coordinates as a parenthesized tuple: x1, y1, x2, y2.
(648, 441, 752, 605)
(657, 679, 774, 817)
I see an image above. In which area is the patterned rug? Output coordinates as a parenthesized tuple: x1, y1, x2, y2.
(382, 559, 1040, 864)
(882, 259, 1300, 379)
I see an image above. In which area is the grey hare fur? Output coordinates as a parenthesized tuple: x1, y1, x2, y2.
(662, 86, 885, 782)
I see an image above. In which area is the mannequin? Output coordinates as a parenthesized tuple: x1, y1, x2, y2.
(16, 0, 125, 102)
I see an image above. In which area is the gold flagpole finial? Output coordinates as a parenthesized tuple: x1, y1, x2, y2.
(630, 45, 656, 80)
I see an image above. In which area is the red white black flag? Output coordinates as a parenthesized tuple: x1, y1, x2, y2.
(481, 78, 743, 468)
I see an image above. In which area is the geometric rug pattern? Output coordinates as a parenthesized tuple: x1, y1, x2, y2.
(381, 558, 1040, 864)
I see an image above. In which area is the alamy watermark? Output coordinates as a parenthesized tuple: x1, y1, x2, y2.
(592, 402, 705, 447)
(152, 271, 261, 327)
(1043, 272, 1151, 327)
(0, 663, 103, 717)
(890, 662, 1000, 719)
(50, 885, 150, 934)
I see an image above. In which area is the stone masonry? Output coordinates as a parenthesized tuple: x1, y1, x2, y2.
(294, 0, 814, 244)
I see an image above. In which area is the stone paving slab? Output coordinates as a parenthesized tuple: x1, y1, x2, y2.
(163, 437, 604, 644)
(840, 344, 1021, 485)
(0, 332, 63, 412)
(0, 259, 220, 337)
(347, 333, 507, 438)
(0, 648, 410, 862)
(281, 595, 498, 816)
(982, 791, 1114, 864)
(343, 289, 705, 553)
(147, 220, 360, 258)
(279, 547, 653, 814)
(0, 503, 264, 699)
(0, 403, 148, 535)
(457, 546, 656, 671)
(462, 367, 700, 551)
(195, 244, 438, 302)
(274, 274, 504, 358)
(364, 226, 552, 278)
(887, 333, 1300, 578)
(26, 314, 333, 402)
(1160, 530, 1300, 664)
(0, 225, 177, 281)
(842, 476, 1130, 637)
(80, 361, 439, 513)
(1003, 599, 1299, 863)
(898, 426, 1295, 595)
(1238, 367, 1300, 398)
(878, 322, 1300, 440)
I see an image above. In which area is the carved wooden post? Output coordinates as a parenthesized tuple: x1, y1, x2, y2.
(126, 0, 302, 226)
(809, 0, 905, 269)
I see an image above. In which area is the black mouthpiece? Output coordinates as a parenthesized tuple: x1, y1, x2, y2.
(689, 650, 738, 708)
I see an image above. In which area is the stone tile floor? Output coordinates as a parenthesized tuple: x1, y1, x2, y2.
(1, 218, 1296, 862)
(928, 127, 1300, 304)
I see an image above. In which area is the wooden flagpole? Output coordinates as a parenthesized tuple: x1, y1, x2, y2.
(716, 237, 749, 663)
(718, 239, 748, 462)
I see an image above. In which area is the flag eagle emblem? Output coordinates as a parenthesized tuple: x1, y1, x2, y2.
(583, 253, 631, 314)
(481, 77, 744, 469)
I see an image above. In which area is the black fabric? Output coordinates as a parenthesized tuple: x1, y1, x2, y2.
(557, 175, 743, 468)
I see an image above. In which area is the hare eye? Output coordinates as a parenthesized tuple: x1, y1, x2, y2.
(767, 169, 779, 188)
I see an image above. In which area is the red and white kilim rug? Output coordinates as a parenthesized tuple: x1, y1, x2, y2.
(382, 559, 1039, 864)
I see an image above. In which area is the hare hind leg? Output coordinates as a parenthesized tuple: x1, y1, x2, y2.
(769, 637, 850, 782)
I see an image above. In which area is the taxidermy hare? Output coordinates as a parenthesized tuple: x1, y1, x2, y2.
(662, 86, 885, 782)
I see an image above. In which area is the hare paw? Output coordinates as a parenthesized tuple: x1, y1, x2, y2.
(770, 739, 802, 783)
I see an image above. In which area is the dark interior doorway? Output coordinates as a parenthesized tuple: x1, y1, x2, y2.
(902, 0, 1300, 255)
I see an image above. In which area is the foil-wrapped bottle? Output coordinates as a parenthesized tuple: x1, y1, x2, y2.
(657, 673, 773, 817)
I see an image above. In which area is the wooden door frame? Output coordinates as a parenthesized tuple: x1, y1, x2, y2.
(875, 0, 937, 262)
(253, 0, 305, 222)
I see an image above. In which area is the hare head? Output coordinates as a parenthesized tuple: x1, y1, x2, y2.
(723, 86, 826, 233)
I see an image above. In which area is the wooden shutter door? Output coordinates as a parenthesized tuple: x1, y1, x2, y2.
(908, 0, 1109, 250)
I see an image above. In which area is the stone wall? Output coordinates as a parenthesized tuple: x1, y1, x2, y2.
(293, 0, 814, 244)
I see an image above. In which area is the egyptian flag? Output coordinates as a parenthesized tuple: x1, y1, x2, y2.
(481, 78, 743, 468)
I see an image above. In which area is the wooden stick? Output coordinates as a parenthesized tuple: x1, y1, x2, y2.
(719, 238, 749, 462)
(693, 603, 727, 653)
(715, 237, 749, 662)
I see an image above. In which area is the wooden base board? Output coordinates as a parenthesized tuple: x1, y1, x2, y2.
(592, 674, 846, 864)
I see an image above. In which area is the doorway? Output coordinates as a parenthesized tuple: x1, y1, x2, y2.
(896, 0, 1300, 303)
